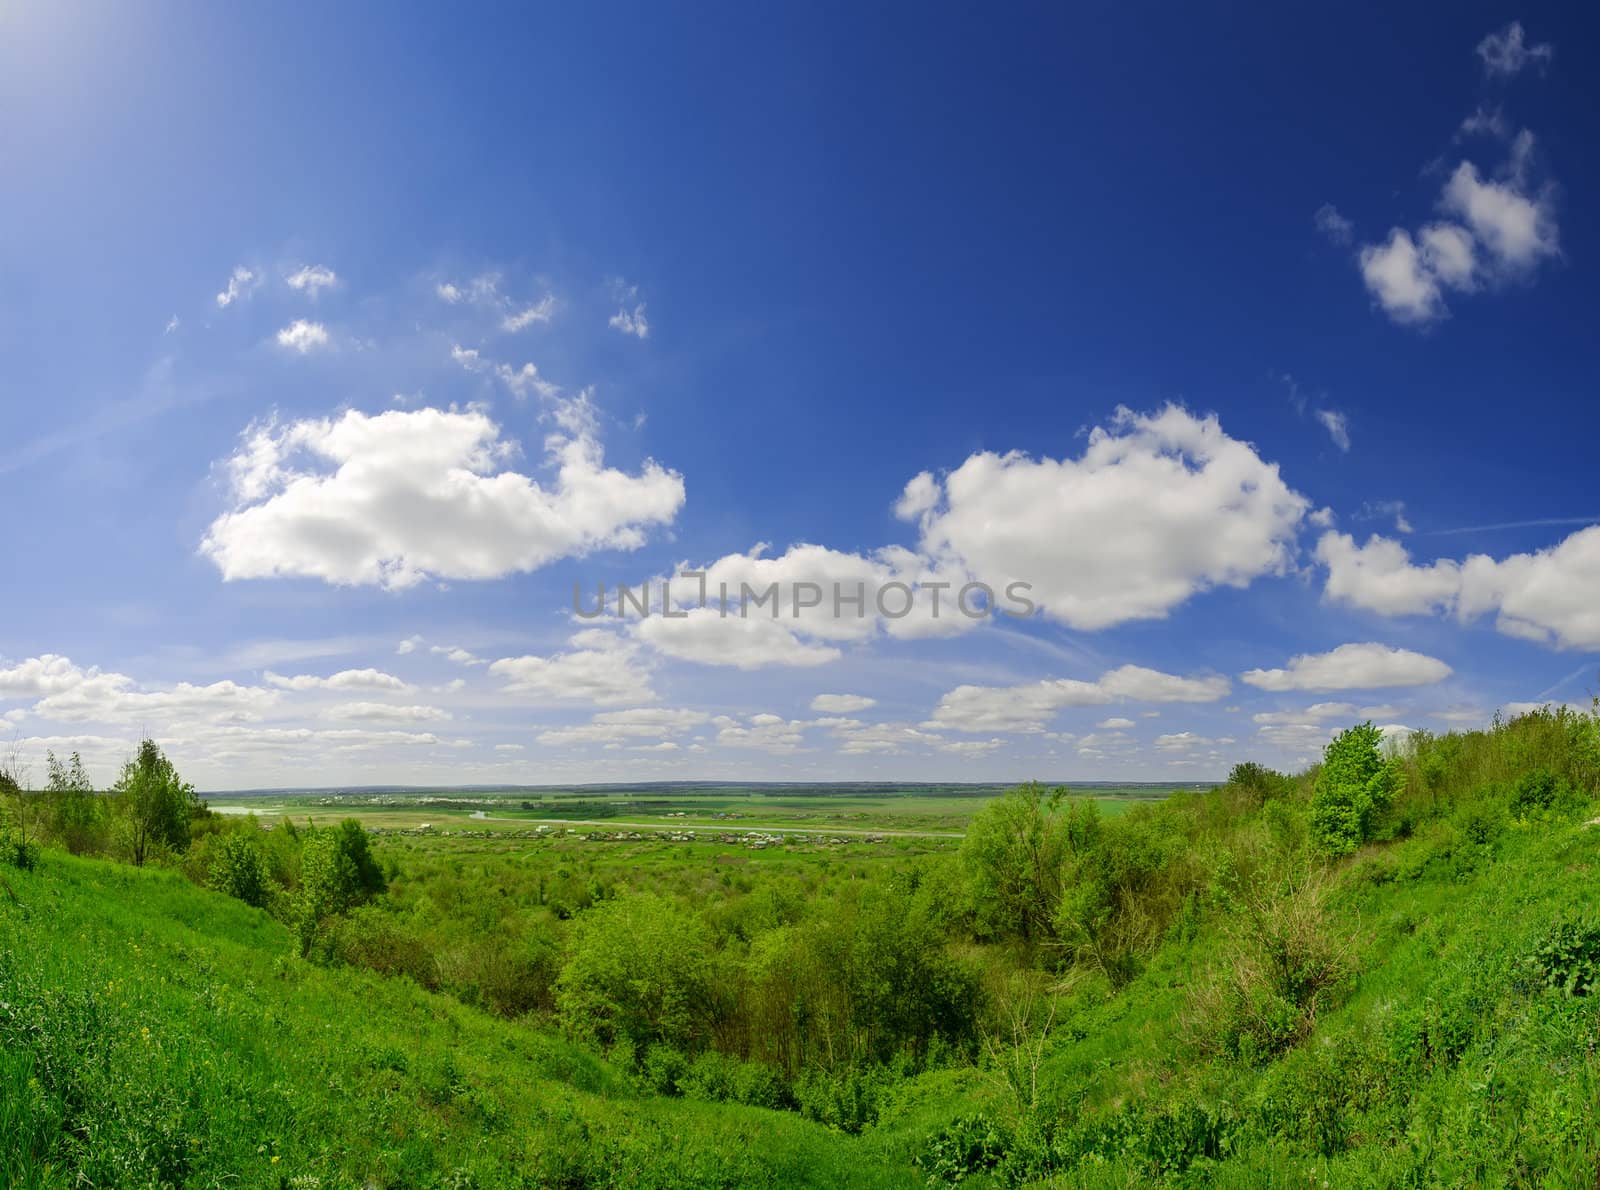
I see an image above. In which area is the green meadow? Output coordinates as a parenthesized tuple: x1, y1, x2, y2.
(4, 708, 1600, 1186)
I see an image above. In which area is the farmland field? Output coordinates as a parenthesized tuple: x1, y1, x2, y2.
(206, 782, 1184, 838)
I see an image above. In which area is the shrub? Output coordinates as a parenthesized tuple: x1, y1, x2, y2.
(3, 832, 40, 872)
(1191, 871, 1350, 1061)
(1310, 723, 1402, 855)
(209, 831, 271, 907)
(918, 1113, 1010, 1183)
(1527, 916, 1600, 997)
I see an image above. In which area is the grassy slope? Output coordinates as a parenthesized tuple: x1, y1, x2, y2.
(978, 814, 1600, 1187)
(8, 779, 1600, 1187)
(0, 854, 920, 1190)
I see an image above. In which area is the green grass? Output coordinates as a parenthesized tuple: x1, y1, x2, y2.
(10, 713, 1600, 1187)
(0, 854, 923, 1189)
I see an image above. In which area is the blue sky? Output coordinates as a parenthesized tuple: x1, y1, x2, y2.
(2, 3, 1596, 790)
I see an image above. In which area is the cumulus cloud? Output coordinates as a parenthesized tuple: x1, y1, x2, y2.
(276, 320, 330, 353)
(1096, 717, 1135, 729)
(1357, 132, 1557, 325)
(913, 405, 1308, 630)
(1476, 21, 1552, 78)
(216, 266, 257, 308)
(1317, 526, 1600, 650)
(1241, 643, 1452, 692)
(200, 405, 684, 589)
(1359, 230, 1445, 324)
(285, 264, 338, 296)
(921, 679, 1108, 734)
(1316, 532, 1461, 616)
(263, 669, 411, 692)
(0, 654, 118, 698)
(810, 693, 877, 713)
(894, 471, 940, 521)
(923, 663, 1229, 733)
(1096, 665, 1232, 703)
(635, 610, 842, 670)
(489, 630, 655, 707)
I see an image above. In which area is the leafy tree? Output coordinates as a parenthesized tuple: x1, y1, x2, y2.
(46, 750, 106, 854)
(210, 831, 271, 908)
(1227, 761, 1290, 804)
(557, 894, 717, 1054)
(110, 739, 201, 866)
(959, 783, 1077, 943)
(295, 819, 387, 955)
(1309, 722, 1402, 855)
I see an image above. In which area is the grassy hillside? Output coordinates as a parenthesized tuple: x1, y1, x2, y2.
(0, 855, 924, 1189)
(6, 705, 1600, 1187)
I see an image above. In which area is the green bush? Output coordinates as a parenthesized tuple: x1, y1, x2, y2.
(3, 832, 40, 872)
(1310, 723, 1403, 855)
(209, 831, 271, 908)
(917, 1113, 1009, 1183)
(1527, 916, 1600, 997)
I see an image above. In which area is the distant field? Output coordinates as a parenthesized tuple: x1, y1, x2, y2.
(205, 783, 1186, 842)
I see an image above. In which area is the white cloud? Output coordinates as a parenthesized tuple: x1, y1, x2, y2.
(1458, 526, 1600, 649)
(1316, 531, 1461, 616)
(914, 405, 1308, 630)
(430, 645, 486, 667)
(1439, 155, 1558, 274)
(1096, 664, 1231, 703)
(1155, 731, 1212, 751)
(503, 295, 556, 332)
(1359, 229, 1445, 324)
(1252, 702, 1358, 726)
(451, 344, 561, 400)
(1476, 21, 1552, 78)
(635, 610, 842, 670)
(397, 635, 423, 655)
(1095, 717, 1135, 729)
(285, 264, 338, 296)
(923, 678, 1110, 734)
(489, 630, 655, 707)
(810, 693, 877, 713)
(894, 471, 940, 521)
(201, 406, 684, 589)
(538, 706, 709, 747)
(216, 266, 257, 308)
(1317, 526, 1600, 650)
(164, 315, 180, 334)
(1315, 409, 1351, 452)
(33, 677, 280, 725)
(609, 304, 650, 339)
(923, 663, 1228, 733)
(264, 669, 411, 692)
(1356, 130, 1557, 325)
(276, 320, 330, 353)
(326, 702, 451, 723)
(436, 282, 464, 303)
(0, 654, 118, 699)
(1241, 643, 1452, 692)
(1314, 204, 1353, 245)
(713, 712, 807, 754)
